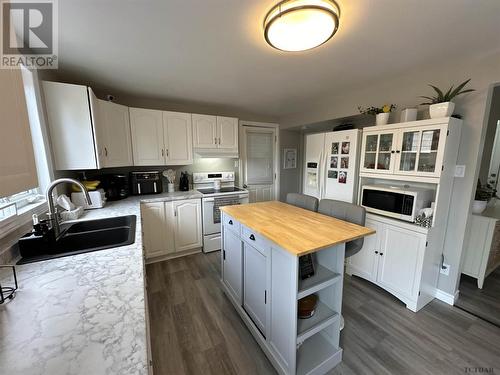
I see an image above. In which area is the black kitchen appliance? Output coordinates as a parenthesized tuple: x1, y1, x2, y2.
(179, 171, 189, 191)
(130, 171, 163, 195)
(101, 174, 129, 201)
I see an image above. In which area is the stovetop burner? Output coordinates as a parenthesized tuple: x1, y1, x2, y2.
(197, 187, 246, 195)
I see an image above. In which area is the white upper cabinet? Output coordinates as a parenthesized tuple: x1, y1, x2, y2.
(192, 114, 218, 149)
(0, 69, 38, 197)
(360, 120, 449, 179)
(193, 114, 239, 156)
(43, 81, 99, 170)
(217, 116, 238, 150)
(163, 111, 193, 165)
(129, 107, 164, 166)
(130, 108, 193, 166)
(98, 100, 133, 168)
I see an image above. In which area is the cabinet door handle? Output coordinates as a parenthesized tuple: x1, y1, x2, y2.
(228, 220, 233, 225)
(104, 147, 108, 156)
(223, 250, 226, 260)
(249, 234, 255, 241)
(218, 137, 221, 145)
(264, 290, 267, 304)
(396, 150, 401, 154)
(214, 137, 218, 144)
(161, 149, 164, 157)
(166, 149, 169, 157)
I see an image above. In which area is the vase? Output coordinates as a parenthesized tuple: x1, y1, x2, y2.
(429, 102, 455, 119)
(400, 108, 418, 122)
(471, 200, 488, 214)
(376, 112, 390, 125)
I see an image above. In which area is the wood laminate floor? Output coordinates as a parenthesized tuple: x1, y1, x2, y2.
(146, 252, 500, 375)
(456, 268, 500, 327)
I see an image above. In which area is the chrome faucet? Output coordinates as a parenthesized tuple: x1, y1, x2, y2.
(46, 178, 91, 238)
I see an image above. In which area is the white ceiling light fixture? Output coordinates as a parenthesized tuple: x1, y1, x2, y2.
(264, 0, 340, 52)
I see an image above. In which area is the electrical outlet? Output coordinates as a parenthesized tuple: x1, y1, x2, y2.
(440, 263, 450, 276)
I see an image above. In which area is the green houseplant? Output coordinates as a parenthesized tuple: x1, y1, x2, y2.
(358, 104, 396, 125)
(420, 79, 474, 119)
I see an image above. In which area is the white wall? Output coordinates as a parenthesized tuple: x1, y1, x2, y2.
(280, 50, 500, 295)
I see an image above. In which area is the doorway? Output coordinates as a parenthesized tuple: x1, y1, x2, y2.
(239, 122, 279, 203)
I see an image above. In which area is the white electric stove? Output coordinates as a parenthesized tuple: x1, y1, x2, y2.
(193, 172, 249, 253)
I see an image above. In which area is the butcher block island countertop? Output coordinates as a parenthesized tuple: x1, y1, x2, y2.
(220, 201, 374, 256)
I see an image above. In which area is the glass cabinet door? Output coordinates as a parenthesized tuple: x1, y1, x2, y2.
(363, 134, 378, 170)
(417, 129, 441, 173)
(398, 130, 420, 172)
(376, 133, 394, 171)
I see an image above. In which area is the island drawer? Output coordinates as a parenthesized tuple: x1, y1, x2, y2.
(241, 225, 270, 255)
(223, 214, 240, 233)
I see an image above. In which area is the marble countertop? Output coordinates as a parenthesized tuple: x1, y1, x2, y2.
(0, 191, 202, 375)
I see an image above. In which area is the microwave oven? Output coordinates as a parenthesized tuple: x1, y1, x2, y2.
(360, 184, 433, 222)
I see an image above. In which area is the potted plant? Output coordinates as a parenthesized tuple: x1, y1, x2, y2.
(358, 104, 396, 125)
(472, 179, 494, 214)
(420, 79, 474, 119)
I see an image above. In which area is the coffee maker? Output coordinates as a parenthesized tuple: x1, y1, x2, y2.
(101, 174, 129, 201)
(179, 172, 189, 191)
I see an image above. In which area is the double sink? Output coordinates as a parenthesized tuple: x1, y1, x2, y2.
(17, 215, 136, 265)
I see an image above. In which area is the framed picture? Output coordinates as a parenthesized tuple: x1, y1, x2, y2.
(338, 171, 347, 184)
(328, 170, 338, 179)
(341, 157, 349, 169)
(341, 142, 350, 154)
(331, 142, 339, 154)
(330, 156, 338, 169)
(283, 148, 297, 169)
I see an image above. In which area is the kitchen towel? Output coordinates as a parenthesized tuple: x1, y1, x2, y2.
(213, 197, 240, 223)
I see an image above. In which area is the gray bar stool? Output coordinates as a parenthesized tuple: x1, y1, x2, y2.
(286, 193, 319, 212)
(318, 199, 366, 330)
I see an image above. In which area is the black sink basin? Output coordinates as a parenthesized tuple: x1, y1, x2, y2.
(17, 215, 136, 264)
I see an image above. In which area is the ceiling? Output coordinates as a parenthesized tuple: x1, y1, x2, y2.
(55, 0, 500, 119)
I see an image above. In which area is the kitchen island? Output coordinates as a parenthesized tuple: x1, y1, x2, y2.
(220, 201, 374, 375)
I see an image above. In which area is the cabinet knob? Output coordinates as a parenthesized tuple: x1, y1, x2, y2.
(380, 252, 384, 256)
(391, 151, 395, 154)
(396, 150, 401, 154)
(249, 234, 255, 241)
(375, 251, 379, 254)
(228, 220, 233, 225)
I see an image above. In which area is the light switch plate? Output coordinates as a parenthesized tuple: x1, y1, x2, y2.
(454, 165, 466, 178)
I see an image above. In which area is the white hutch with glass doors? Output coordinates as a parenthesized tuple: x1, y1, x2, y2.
(347, 117, 462, 311)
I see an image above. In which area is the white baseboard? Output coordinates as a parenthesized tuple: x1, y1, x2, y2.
(434, 289, 459, 305)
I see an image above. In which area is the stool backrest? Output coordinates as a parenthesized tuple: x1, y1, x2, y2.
(286, 193, 319, 212)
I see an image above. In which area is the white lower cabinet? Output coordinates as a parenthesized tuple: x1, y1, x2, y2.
(347, 215, 427, 311)
(222, 228, 243, 303)
(141, 202, 175, 258)
(243, 242, 269, 336)
(172, 199, 202, 251)
(141, 199, 202, 260)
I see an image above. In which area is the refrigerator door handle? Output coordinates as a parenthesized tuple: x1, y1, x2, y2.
(318, 151, 323, 198)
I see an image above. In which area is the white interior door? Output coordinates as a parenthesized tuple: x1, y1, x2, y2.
(241, 126, 276, 203)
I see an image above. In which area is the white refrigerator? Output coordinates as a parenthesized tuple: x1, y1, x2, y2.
(303, 129, 361, 203)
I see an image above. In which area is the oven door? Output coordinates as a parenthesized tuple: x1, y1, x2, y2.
(202, 195, 249, 235)
(361, 188, 414, 221)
